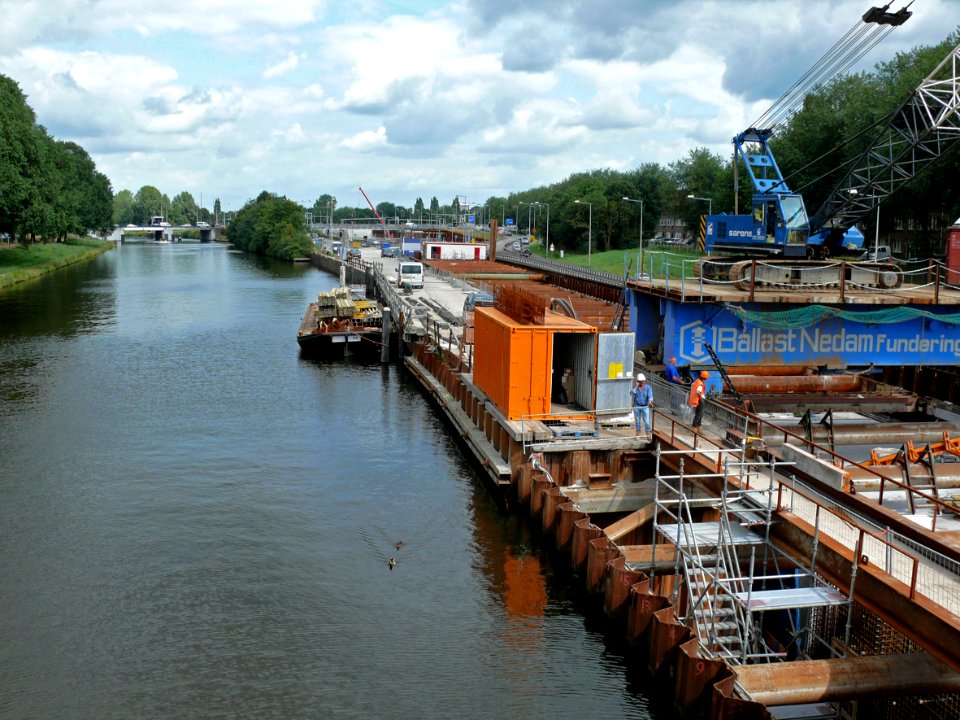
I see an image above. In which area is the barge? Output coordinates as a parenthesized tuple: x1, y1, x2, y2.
(297, 286, 383, 359)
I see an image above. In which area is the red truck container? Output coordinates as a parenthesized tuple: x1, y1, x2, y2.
(948, 218, 960, 285)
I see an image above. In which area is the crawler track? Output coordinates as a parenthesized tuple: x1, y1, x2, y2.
(698, 258, 903, 291)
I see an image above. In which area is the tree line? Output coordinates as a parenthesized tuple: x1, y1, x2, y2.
(0, 76, 113, 244)
(309, 33, 959, 258)
(228, 191, 314, 261)
(113, 186, 222, 228)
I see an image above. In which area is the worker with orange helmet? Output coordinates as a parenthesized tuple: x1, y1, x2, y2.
(689, 370, 709, 428)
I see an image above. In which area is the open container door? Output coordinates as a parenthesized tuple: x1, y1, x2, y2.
(594, 332, 636, 411)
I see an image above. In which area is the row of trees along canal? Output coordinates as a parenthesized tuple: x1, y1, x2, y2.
(309, 34, 959, 261)
(0, 76, 113, 243)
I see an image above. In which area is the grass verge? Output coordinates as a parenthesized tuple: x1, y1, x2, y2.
(0, 237, 114, 290)
(533, 244, 704, 279)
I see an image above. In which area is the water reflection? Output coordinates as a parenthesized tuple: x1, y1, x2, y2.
(0, 244, 669, 719)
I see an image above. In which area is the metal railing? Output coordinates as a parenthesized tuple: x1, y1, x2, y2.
(777, 476, 960, 615)
(628, 252, 960, 302)
(728, 403, 958, 530)
(773, 474, 960, 615)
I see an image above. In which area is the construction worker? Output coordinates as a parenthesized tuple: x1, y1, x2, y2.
(664, 356, 682, 385)
(664, 356, 683, 413)
(630, 373, 653, 437)
(690, 370, 709, 428)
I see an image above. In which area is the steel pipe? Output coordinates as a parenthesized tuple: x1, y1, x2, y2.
(727, 375, 862, 393)
(756, 422, 960, 447)
(736, 653, 960, 706)
(847, 464, 960, 491)
(725, 365, 815, 376)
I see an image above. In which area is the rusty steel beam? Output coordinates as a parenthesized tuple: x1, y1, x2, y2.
(725, 365, 816, 376)
(849, 463, 960, 491)
(769, 511, 960, 673)
(741, 392, 917, 414)
(736, 653, 960, 706)
(755, 422, 960, 447)
(727, 375, 862, 393)
(654, 432, 960, 673)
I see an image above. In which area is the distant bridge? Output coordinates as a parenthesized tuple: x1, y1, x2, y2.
(118, 224, 222, 243)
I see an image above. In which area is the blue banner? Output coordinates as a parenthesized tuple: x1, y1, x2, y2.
(662, 302, 960, 367)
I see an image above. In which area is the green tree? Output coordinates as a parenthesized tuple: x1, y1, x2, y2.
(375, 201, 396, 222)
(133, 186, 165, 224)
(668, 148, 726, 231)
(170, 191, 197, 226)
(312, 194, 336, 223)
(414, 197, 425, 222)
(114, 189, 135, 225)
(229, 191, 313, 261)
(0, 75, 46, 243)
(773, 33, 960, 251)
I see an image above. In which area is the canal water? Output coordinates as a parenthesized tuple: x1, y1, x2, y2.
(0, 244, 670, 719)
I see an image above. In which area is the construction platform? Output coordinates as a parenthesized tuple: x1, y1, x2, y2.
(326, 247, 960, 719)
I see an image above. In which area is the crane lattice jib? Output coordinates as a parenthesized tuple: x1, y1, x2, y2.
(812, 42, 960, 231)
(735, 128, 793, 195)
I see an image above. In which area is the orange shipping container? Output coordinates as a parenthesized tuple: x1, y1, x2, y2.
(473, 307, 596, 421)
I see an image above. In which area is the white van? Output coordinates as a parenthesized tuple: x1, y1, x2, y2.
(398, 261, 424, 289)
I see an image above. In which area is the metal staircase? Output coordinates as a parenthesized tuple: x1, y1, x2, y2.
(651, 447, 856, 665)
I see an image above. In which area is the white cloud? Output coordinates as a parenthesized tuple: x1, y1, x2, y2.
(273, 122, 306, 142)
(262, 51, 304, 79)
(340, 126, 387, 152)
(0, 0, 951, 209)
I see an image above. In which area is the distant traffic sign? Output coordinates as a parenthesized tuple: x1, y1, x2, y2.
(505, 218, 514, 225)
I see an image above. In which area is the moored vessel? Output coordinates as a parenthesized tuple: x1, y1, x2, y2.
(297, 286, 383, 359)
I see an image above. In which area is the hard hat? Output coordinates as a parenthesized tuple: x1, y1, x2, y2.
(700, 370, 709, 379)
(636, 373, 646, 382)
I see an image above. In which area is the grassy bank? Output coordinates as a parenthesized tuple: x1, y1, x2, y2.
(0, 237, 114, 290)
(535, 244, 703, 279)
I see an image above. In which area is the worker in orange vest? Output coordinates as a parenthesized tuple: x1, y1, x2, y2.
(689, 370, 709, 428)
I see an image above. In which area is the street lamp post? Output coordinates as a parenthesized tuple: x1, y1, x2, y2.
(575, 200, 593, 265)
(518, 202, 530, 236)
(687, 194, 712, 215)
(622, 196, 644, 274)
(873, 203, 880, 260)
(534, 202, 550, 256)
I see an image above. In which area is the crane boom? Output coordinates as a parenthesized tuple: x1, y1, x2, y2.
(811, 42, 960, 232)
(358, 186, 391, 240)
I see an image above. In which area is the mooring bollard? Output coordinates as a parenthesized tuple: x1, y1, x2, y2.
(381, 307, 392, 363)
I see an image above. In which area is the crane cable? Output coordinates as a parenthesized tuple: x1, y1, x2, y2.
(766, 25, 895, 130)
(753, 19, 871, 129)
(751, 2, 914, 132)
(780, 110, 896, 195)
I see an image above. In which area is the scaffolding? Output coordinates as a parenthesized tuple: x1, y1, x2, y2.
(651, 446, 857, 667)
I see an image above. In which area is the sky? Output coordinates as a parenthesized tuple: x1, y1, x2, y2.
(0, 0, 953, 214)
